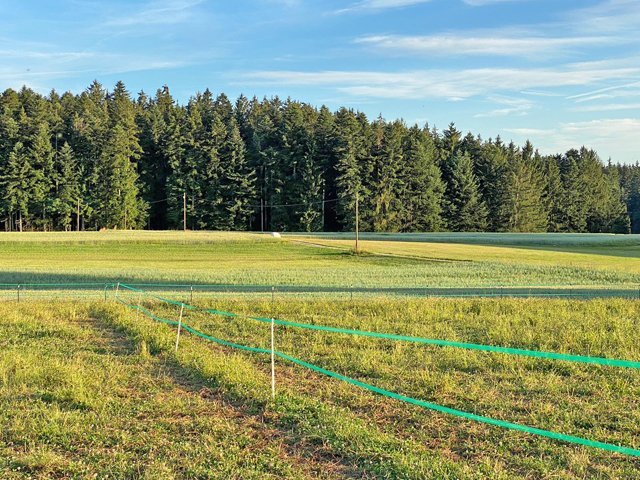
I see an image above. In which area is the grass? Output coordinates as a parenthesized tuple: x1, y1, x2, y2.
(114, 293, 640, 478)
(3, 231, 640, 477)
(0, 302, 357, 479)
(3, 296, 638, 478)
(1, 231, 640, 288)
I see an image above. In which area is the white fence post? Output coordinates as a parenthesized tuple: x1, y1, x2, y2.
(175, 303, 184, 352)
(271, 317, 276, 399)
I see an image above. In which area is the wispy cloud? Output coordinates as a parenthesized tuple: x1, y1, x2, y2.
(566, 80, 640, 101)
(571, 0, 640, 34)
(333, 0, 431, 14)
(356, 33, 614, 58)
(463, 0, 531, 5)
(573, 102, 640, 112)
(0, 37, 189, 90)
(104, 0, 204, 27)
(243, 62, 640, 100)
(505, 118, 640, 161)
(474, 95, 533, 117)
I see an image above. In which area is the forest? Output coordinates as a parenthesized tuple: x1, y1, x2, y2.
(1, 80, 639, 233)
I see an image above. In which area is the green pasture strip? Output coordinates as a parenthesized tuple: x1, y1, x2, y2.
(103, 302, 468, 479)
(119, 284, 640, 370)
(116, 292, 640, 458)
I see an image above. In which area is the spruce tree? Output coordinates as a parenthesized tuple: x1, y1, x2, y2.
(0, 142, 34, 231)
(499, 158, 548, 232)
(52, 143, 80, 230)
(400, 125, 444, 231)
(444, 152, 487, 231)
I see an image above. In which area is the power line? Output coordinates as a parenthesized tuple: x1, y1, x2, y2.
(149, 196, 340, 209)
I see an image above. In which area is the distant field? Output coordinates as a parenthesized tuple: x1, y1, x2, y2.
(1, 231, 639, 288)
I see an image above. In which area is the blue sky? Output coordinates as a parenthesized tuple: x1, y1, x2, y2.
(1, 0, 639, 162)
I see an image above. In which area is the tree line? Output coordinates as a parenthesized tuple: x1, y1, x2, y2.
(0, 81, 638, 233)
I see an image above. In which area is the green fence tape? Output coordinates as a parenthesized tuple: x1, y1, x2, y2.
(116, 295, 640, 458)
(118, 284, 640, 370)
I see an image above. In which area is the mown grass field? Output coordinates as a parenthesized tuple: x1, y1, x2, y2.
(3, 297, 639, 479)
(1, 231, 640, 287)
(2, 231, 640, 478)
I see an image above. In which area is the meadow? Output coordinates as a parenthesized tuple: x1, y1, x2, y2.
(1, 231, 640, 288)
(2, 231, 640, 478)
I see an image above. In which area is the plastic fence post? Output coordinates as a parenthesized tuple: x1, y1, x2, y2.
(115, 282, 120, 300)
(175, 304, 184, 352)
(17, 284, 20, 303)
(190, 284, 193, 304)
(136, 292, 142, 320)
(271, 317, 276, 399)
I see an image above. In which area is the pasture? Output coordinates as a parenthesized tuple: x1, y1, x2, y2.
(1, 231, 640, 478)
(1, 231, 640, 288)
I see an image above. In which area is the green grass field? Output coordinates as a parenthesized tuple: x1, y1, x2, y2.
(1, 231, 640, 288)
(2, 231, 640, 478)
(3, 298, 639, 478)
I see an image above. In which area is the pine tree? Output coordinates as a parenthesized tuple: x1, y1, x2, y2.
(542, 156, 564, 232)
(0, 142, 35, 231)
(499, 158, 548, 232)
(52, 143, 81, 230)
(400, 125, 444, 231)
(371, 120, 404, 232)
(27, 123, 55, 229)
(94, 125, 146, 229)
(334, 108, 366, 231)
(444, 152, 487, 231)
(220, 119, 256, 230)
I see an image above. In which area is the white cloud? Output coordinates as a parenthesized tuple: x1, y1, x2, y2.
(356, 33, 614, 57)
(573, 102, 640, 112)
(505, 118, 640, 162)
(243, 63, 640, 100)
(566, 81, 640, 101)
(104, 0, 203, 27)
(463, 0, 532, 5)
(334, 0, 431, 14)
(474, 95, 533, 117)
(571, 0, 640, 34)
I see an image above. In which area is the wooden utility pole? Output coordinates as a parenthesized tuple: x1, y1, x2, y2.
(321, 186, 325, 231)
(183, 191, 187, 232)
(355, 191, 359, 254)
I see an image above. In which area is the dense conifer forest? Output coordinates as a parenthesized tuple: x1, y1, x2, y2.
(1, 81, 638, 233)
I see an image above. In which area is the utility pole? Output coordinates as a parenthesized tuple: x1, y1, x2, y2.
(260, 198, 264, 233)
(183, 191, 187, 232)
(321, 186, 325, 232)
(76, 198, 80, 232)
(355, 190, 359, 254)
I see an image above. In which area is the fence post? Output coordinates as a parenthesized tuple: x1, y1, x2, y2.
(17, 284, 20, 303)
(190, 284, 193, 304)
(271, 317, 276, 399)
(136, 292, 142, 320)
(115, 282, 120, 300)
(104, 283, 108, 302)
(271, 286, 275, 303)
(175, 303, 184, 352)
